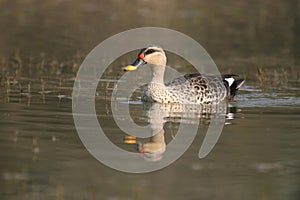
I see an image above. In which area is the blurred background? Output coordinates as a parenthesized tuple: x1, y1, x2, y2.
(0, 0, 299, 67)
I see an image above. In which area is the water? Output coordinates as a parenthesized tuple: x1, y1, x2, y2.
(1, 78, 299, 199)
(1, 0, 300, 199)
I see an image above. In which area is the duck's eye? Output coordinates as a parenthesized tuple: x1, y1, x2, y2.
(145, 49, 156, 55)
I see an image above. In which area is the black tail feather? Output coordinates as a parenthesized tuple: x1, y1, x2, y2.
(229, 79, 245, 100)
(222, 74, 245, 100)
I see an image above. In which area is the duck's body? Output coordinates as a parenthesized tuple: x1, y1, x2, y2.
(142, 74, 226, 104)
(124, 45, 244, 104)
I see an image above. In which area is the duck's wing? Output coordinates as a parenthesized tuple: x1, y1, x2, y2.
(165, 73, 245, 103)
(165, 73, 227, 104)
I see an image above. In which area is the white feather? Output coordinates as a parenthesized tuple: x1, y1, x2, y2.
(225, 77, 234, 87)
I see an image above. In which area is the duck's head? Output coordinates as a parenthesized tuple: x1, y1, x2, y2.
(123, 45, 167, 71)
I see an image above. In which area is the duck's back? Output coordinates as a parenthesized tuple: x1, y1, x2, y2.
(165, 73, 227, 104)
(142, 73, 244, 104)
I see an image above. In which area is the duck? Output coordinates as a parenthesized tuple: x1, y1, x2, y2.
(123, 45, 245, 104)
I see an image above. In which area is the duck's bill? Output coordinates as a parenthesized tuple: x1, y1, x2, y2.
(123, 58, 146, 71)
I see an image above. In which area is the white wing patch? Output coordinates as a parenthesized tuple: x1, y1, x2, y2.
(225, 77, 234, 87)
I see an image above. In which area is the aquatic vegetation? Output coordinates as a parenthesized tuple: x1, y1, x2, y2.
(256, 65, 299, 90)
(0, 53, 85, 104)
(0, 52, 299, 105)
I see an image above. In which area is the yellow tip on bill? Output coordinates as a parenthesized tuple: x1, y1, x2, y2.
(123, 65, 137, 71)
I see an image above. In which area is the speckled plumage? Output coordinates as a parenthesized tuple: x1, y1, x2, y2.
(142, 73, 227, 104)
(124, 45, 244, 104)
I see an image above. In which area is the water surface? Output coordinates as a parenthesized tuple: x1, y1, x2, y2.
(1, 77, 300, 199)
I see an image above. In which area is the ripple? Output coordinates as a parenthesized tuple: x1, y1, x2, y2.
(235, 85, 300, 107)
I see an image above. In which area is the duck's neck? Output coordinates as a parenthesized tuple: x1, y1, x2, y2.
(150, 65, 165, 85)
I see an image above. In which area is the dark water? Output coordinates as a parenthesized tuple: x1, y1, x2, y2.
(1, 86, 300, 199)
(1, 0, 300, 199)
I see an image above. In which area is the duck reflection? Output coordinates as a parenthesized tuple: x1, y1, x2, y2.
(137, 128, 166, 162)
(123, 102, 238, 162)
